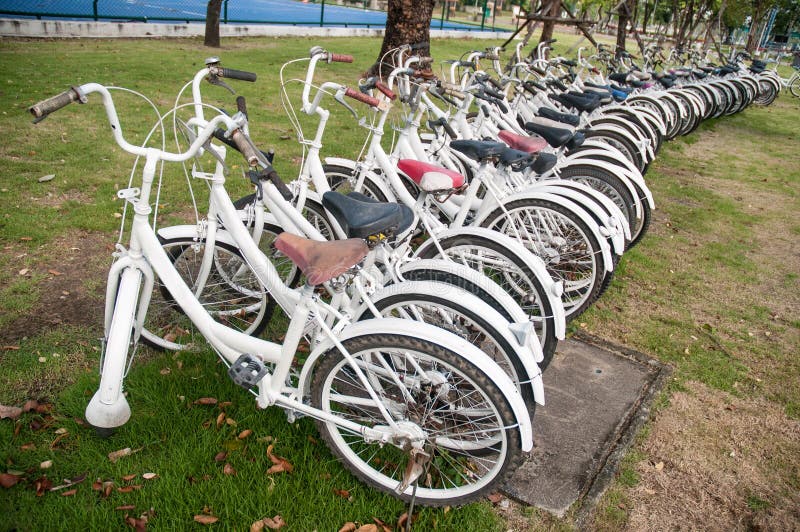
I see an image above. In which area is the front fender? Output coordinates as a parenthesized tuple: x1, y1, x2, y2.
(297, 317, 535, 451)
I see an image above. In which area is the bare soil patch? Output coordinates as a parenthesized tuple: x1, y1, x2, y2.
(0, 231, 109, 345)
(626, 380, 800, 530)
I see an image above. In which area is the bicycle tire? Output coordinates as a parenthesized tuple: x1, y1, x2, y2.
(790, 77, 800, 98)
(414, 232, 559, 362)
(357, 284, 536, 403)
(479, 198, 604, 321)
(140, 237, 272, 351)
(556, 163, 638, 230)
(311, 333, 524, 506)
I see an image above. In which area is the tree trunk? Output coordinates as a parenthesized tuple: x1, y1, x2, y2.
(642, 1, 651, 35)
(616, 0, 632, 54)
(539, 0, 562, 51)
(204, 0, 223, 48)
(367, 0, 435, 77)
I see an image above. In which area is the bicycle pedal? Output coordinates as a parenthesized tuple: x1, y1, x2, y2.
(228, 354, 268, 389)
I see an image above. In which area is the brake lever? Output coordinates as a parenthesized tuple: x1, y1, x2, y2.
(333, 87, 358, 118)
(206, 74, 236, 95)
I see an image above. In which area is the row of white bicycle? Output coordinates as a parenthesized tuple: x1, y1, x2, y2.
(29, 40, 777, 506)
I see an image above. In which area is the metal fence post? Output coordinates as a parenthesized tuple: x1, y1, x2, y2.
(93, 0, 99, 21)
(440, 0, 445, 29)
(480, 0, 487, 31)
(223, 0, 228, 24)
(320, 0, 325, 27)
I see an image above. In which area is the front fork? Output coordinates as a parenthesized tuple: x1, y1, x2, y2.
(86, 252, 154, 429)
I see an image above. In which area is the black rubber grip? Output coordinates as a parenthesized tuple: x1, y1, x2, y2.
(492, 98, 509, 114)
(267, 169, 293, 201)
(543, 39, 557, 45)
(484, 86, 505, 100)
(442, 120, 457, 140)
(531, 66, 547, 76)
(458, 61, 476, 69)
(29, 87, 82, 119)
(220, 68, 257, 82)
(486, 76, 504, 90)
(236, 96, 248, 118)
(562, 59, 577, 67)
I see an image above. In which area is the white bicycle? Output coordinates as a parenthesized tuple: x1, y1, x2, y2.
(29, 82, 534, 506)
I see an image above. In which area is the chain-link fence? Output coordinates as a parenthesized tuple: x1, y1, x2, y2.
(0, 0, 521, 32)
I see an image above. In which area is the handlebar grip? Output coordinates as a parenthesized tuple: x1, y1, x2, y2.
(410, 41, 429, 50)
(457, 61, 476, 69)
(484, 86, 505, 100)
(29, 87, 83, 119)
(374, 81, 397, 100)
(329, 53, 354, 63)
(230, 130, 260, 166)
(486, 77, 504, 90)
(344, 87, 380, 108)
(442, 120, 458, 140)
(220, 68, 257, 82)
(562, 59, 577, 67)
(543, 39, 557, 45)
(531, 66, 547, 76)
(416, 56, 434, 66)
(236, 96, 248, 118)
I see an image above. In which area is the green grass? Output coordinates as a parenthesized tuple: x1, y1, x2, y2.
(1, 33, 800, 530)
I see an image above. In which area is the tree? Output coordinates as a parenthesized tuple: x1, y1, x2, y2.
(367, 0, 436, 77)
(204, 0, 223, 48)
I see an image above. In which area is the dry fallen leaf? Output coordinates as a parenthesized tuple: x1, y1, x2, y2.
(654, 461, 664, 472)
(214, 451, 227, 462)
(109, 448, 132, 463)
(194, 515, 219, 525)
(0, 473, 20, 488)
(159, 367, 171, 375)
(338, 523, 357, 532)
(238, 429, 252, 440)
(396, 512, 416, 530)
(61, 488, 77, 497)
(18, 268, 29, 276)
(372, 517, 391, 532)
(142, 473, 158, 481)
(122, 474, 137, 482)
(125, 515, 148, 531)
(0, 404, 22, 420)
(48, 269, 63, 276)
(355, 525, 378, 532)
(251, 520, 266, 532)
(117, 485, 143, 493)
(115, 504, 136, 511)
(34, 476, 53, 496)
(333, 488, 351, 500)
(487, 492, 503, 504)
(216, 412, 226, 428)
(40, 460, 53, 469)
(2, 346, 20, 351)
(262, 515, 286, 530)
(223, 463, 237, 476)
(194, 397, 218, 406)
(266, 445, 293, 475)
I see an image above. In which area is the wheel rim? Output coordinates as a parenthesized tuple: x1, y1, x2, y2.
(317, 347, 510, 500)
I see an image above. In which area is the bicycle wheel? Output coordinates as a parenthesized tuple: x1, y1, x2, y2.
(358, 283, 535, 403)
(311, 333, 523, 506)
(790, 76, 800, 98)
(141, 238, 272, 351)
(415, 233, 559, 363)
(480, 199, 604, 321)
(323, 164, 390, 202)
(556, 164, 638, 229)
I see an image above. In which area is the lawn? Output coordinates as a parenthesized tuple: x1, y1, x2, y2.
(0, 34, 798, 531)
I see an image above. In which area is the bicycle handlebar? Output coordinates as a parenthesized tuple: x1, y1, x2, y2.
(34, 83, 242, 163)
(374, 80, 396, 100)
(344, 87, 381, 108)
(328, 53, 354, 63)
(236, 95, 248, 117)
(218, 67, 258, 82)
(29, 86, 86, 121)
